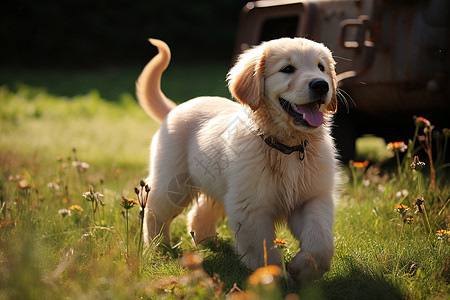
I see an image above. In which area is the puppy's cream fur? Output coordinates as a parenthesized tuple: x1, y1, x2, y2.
(136, 38, 339, 283)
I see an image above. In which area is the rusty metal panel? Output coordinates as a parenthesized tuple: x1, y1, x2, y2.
(341, 0, 449, 113)
(233, 0, 450, 114)
(233, 0, 362, 74)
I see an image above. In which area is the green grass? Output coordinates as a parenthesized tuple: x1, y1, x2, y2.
(0, 68, 449, 299)
(0, 62, 230, 103)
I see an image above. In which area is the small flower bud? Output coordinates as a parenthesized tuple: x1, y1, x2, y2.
(414, 116, 431, 127)
(443, 128, 449, 137)
(413, 197, 424, 214)
(410, 156, 425, 170)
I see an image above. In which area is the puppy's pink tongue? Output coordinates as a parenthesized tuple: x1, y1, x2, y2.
(292, 102, 323, 126)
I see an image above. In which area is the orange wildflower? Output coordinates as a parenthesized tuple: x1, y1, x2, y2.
(436, 229, 449, 235)
(387, 141, 408, 152)
(436, 230, 449, 240)
(352, 161, 369, 168)
(395, 204, 409, 210)
(414, 116, 431, 127)
(394, 205, 410, 214)
(247, 265, 281, 285)
(121, 197, 138, 209)
(273, 238, 287, 245)
(68, 204, 83, 212)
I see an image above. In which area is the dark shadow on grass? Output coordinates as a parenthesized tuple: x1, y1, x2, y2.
(200, 240, 404, 299)
(303, 255, 404, 300)
(201, 238, 252, 292)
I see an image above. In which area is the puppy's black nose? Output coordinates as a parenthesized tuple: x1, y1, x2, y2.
(309, 79, 329, 96)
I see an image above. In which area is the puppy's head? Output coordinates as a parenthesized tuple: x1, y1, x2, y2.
(228, 38, 337, 132)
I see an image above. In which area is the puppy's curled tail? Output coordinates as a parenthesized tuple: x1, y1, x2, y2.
(136, 39, 177, 123)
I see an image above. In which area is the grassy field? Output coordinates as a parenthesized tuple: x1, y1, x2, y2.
(0, 66, 449, 299)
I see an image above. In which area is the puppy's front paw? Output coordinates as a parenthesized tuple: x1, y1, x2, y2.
(287, 252, 330, 284)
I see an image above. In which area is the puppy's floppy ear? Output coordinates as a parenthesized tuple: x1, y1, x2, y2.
(326, 57, 338, 113)
(227, 47, 265, 111)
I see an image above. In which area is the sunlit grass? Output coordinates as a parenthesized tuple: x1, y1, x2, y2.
(0, 82, 448, 299)
(0, 85, 155, 173)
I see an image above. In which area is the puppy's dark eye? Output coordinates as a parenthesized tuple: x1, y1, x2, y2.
(280, 65, 296, 74)
(318, 63, 325, 72)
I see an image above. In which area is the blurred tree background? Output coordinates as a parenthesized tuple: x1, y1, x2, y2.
(1, 0, 248, 68)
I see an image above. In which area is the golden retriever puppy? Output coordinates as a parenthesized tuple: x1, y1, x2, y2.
(136, 37, 339, 283)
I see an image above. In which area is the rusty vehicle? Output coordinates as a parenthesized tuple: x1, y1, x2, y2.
(233, 0, 449, 160)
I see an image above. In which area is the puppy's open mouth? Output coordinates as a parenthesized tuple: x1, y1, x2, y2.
(279, 98, 324, 127)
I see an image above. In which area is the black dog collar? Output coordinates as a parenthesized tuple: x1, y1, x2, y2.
(258, 133, 308, 161)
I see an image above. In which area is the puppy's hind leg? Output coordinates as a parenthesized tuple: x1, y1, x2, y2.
(143, 186, 180, 246)
(143, 173, 197, 246)
(187, 195, 224, 244)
